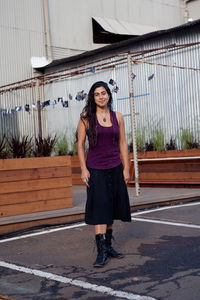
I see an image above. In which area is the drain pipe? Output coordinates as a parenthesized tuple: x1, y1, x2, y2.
(43, 0, 52, 61)
(183, 0, 189, 23)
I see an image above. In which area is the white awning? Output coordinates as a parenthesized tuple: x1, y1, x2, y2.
(92, 16, 158, 36)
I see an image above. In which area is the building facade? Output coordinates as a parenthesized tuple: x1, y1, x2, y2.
(1, 0, 198, 86)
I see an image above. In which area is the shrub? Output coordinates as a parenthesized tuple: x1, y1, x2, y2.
(7, 135, 32, 158)
(68, 142, 78, 156)
(34, 135, 57, 157)
(152, 128, 165, 151)
(144, 140, 155, 151)
(55, 135, 69, 156)
(128, 128, 145, 152)
(136, 128, 145, 152)
(181, 129, 199, 150)
(165, 137, 177, 150)
(0, 134, 9, 159)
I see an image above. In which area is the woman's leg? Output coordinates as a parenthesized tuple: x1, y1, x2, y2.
(105, 223, 124, 259)
(94, 224, 107, 234)
(93, 224, 108, 267)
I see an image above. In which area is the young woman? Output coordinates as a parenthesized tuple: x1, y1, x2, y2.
(77, 81, 131, 267)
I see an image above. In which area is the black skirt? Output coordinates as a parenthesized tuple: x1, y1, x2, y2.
(85, 163, 131, 225)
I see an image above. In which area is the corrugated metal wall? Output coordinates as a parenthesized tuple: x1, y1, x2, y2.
(41, 27, 200, 150)
(47, 0, 183, 60)
(43, 59, 117, 144)
(0, 0, 184, 88)
(0, 0, 45, 86)
(1, 26, 200, 152)
(0, 80, 47, 139)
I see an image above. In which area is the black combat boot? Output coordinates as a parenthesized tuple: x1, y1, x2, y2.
(93, 234, 108, 267)
(105, 229, 124, 259)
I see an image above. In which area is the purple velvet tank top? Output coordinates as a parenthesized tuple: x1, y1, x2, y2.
(86, 111, 121, 169)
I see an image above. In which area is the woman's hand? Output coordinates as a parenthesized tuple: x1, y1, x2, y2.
(123, 168, 130, 184)
(81, 168, 90, 187)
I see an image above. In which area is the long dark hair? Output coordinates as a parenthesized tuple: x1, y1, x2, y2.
(80, 81, 113, 147)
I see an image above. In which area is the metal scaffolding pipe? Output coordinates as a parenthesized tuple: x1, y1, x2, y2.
(127, 53, 140, 196)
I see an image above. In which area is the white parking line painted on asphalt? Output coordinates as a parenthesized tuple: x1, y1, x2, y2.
(131, 217, 200, 229)
(0, 223, 87, 243)
(131, 201, 200, 217)
(1, 201, 200, 244)
(0, 260, 156, 300)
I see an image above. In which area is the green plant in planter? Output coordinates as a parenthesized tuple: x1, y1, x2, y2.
(187, 140, 199, 149)
(67, 131, 79, 156)
(128, 128, 146, 152)
(55, 135, 69, 156)
(152, 128, 165, 151)
(7, 135, 33, 158)
(144, 140, 155, 151)
(68, 141, 78, 156)
(181, 129, 199, 150)
(34, 135, 57, 157)
(0, 134, 9, 159)
(136, 128, 145, 152)
(165, 137, 177, 150)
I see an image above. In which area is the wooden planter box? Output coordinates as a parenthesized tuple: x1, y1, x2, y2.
(129, 149, 200, 186)
(71, 149, 200, 187)
(71, 156, 84, 185)
(0, 156, 73, 218)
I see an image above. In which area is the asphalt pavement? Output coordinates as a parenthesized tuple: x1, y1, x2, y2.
(0, 198, 200, 300)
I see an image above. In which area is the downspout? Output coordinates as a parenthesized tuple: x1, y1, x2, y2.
(183, 0, 189, 23)
(43, 0, 52, 61)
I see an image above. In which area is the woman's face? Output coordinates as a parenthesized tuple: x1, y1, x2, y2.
(93, 86, 110, 109)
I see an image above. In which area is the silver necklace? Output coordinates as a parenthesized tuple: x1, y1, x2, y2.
(97, 110, 109, 122)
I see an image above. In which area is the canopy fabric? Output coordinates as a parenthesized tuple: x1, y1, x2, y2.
(92, 16, 158, 36)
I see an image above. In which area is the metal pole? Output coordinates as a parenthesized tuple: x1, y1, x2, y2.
(127, 53, 140, 196)
(36, 79, 42, 138)
(43, 0, 52, 62)
(111, 57, 118, 111)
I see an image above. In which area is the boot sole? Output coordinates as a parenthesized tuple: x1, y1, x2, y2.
(93, 258, 108, 268)
(93, 264, 105, 268)
(108, 254, 125, 259)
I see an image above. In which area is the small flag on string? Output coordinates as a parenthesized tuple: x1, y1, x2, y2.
(41, 100, 50, 108)
(24, 104, 30, 112)
(148, 73, 154, 81)
(109, 79, 116, 86)
(32, 103, 37, 109)
(15, 106, 22, 112)
(112, 86, 119, 93)
(50, 100, 57, 108)
(75, 90, 87, 101)
(63, 100, 69, 108)
(90, 67, 95, 73)
(131, 73, 136, 80)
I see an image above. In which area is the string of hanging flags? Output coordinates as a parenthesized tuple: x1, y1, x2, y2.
(1, 79, 121, 117)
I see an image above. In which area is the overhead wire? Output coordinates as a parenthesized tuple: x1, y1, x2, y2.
(0, 41, 200, 95)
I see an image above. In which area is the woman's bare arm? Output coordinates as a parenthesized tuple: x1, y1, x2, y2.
(77, 119, 90, 185)
(116, 112, 130, 183)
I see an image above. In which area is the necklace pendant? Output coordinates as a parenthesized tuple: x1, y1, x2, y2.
(103, 117, 106, 122)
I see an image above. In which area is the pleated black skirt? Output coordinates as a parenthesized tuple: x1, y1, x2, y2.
(85, 163, 131, 225)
